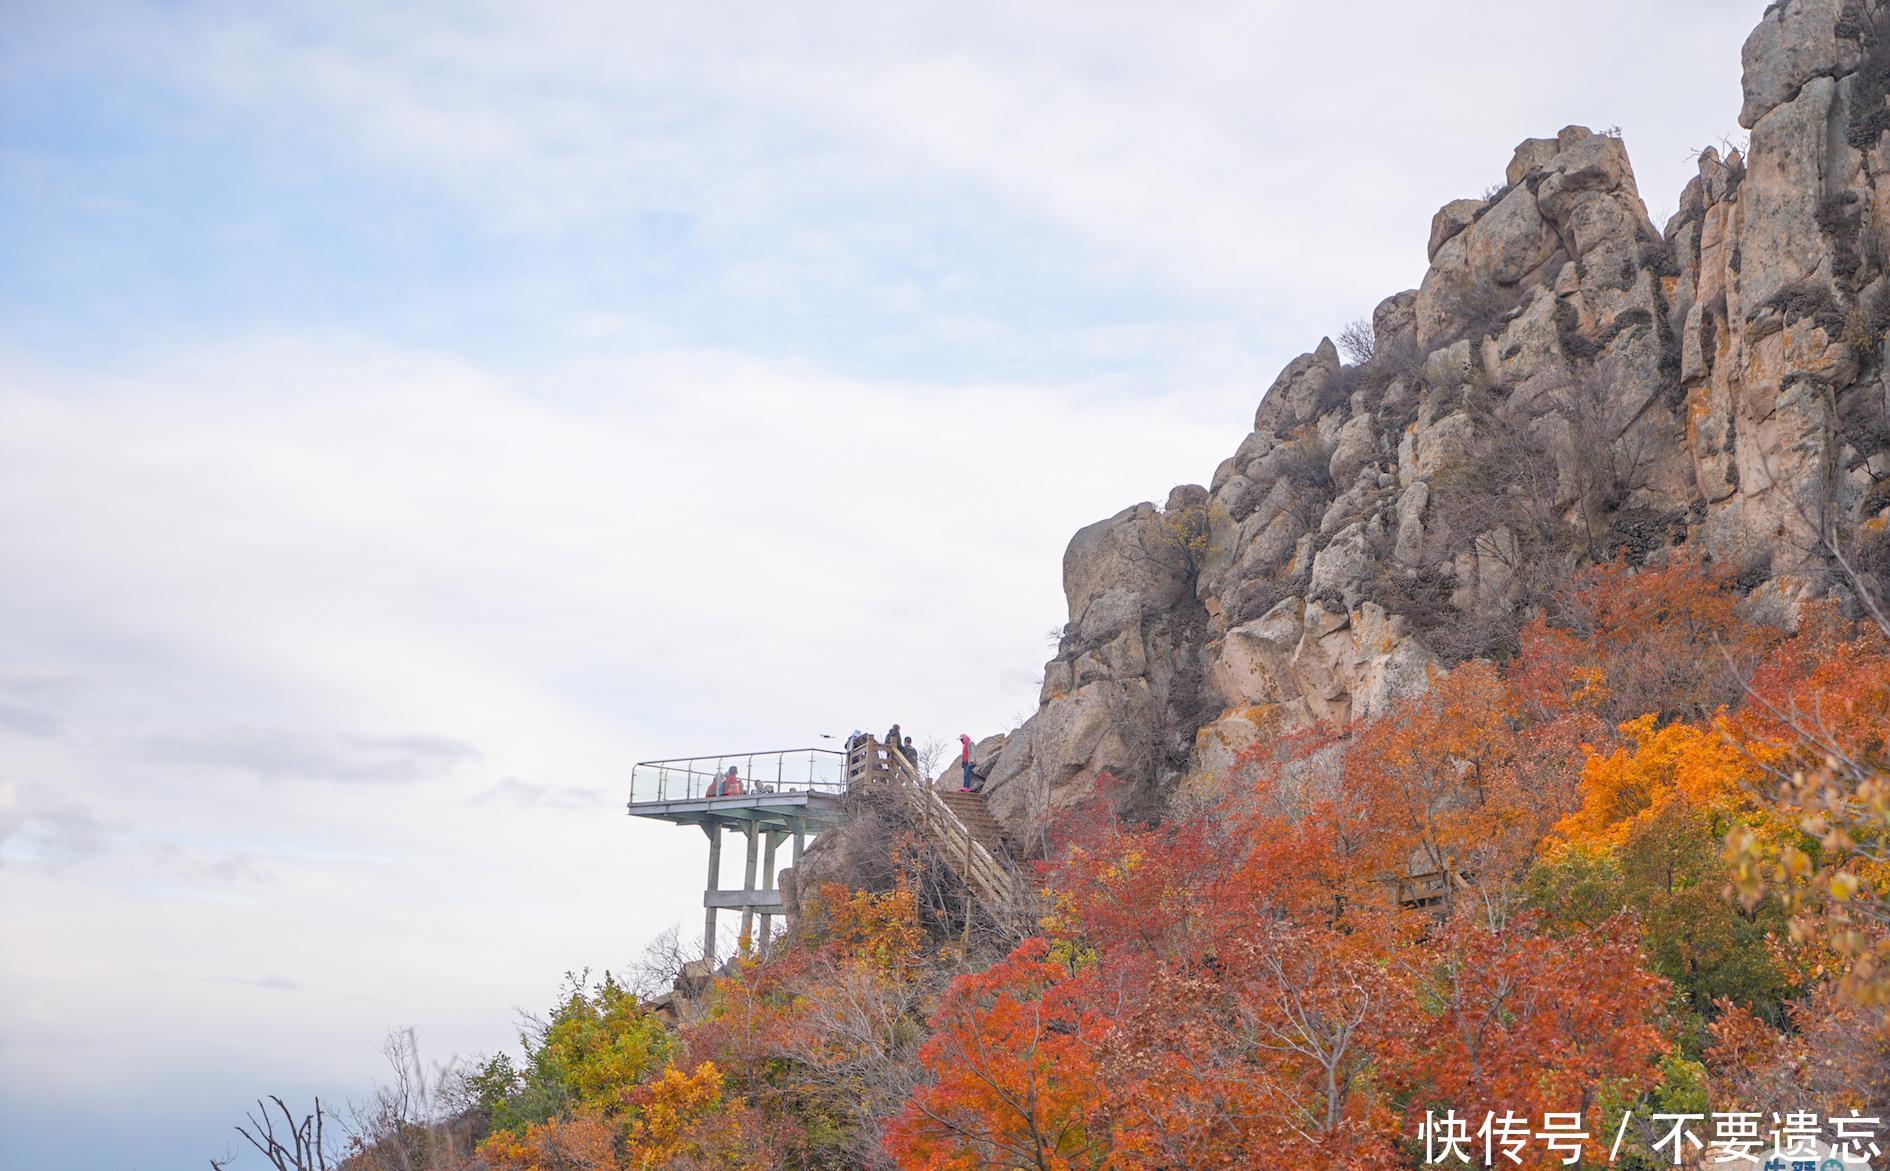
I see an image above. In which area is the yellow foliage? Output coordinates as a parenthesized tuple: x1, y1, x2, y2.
(538, 977, 671, 1115)
(1553, 715, 1777, 850)
(813, 881, 925, 971)
(623, 1062, 737, 1171)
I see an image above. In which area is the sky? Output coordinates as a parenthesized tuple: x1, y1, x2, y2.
(0, 2, 1764, 1168)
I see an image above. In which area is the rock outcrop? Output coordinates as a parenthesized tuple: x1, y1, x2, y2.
(978, 1, 1890, 845)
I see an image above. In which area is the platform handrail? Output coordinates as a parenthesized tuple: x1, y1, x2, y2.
(629, 747, 847, 805)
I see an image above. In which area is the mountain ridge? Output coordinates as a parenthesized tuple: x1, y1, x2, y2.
(961, 0, 1890, 844)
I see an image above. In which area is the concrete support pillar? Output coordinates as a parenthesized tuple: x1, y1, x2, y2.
(702, 822, 722, 962)
(738, 823, 760, 945)
(759, 830, 782, 954)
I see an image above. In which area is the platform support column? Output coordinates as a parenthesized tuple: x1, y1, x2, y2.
(739, 824, 760, 945)
(759, 830, 784, 954)
(702, 823, 722, 962)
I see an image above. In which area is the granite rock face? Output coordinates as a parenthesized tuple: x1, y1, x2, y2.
(978, 1, 1890, 846)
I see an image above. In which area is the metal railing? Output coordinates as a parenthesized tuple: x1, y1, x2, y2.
(628, 747, 847, 805)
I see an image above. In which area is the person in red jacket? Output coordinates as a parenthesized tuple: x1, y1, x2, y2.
(958, 733, 975, 791)
(709, 765, 742, 797)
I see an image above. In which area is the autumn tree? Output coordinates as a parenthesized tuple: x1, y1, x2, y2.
(619, 1062, 758, 1171)
(1379, 914, 1673, 1171)
(680, 881, 947, 1169)
(463, 972, 674, 1167)
(1723, 606, 1890, 1011)
(883, 939, 1112, 1171)
(477, 1113, 617, 1171)
(1704, 986, 1890, 1121)
(1509, 556, 1779, 732)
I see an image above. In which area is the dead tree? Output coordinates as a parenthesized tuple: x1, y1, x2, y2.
(209, 1096, 332, 1171)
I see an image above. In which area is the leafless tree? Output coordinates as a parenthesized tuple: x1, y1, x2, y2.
(209, 1096, 334, 1171)
(793, 954, 947, 1168)
(1543, 365, 1660, 559)
(915, 735, 948, 782)
(626, 923, 696, 1001)
(341, 1029, 476, 1171)
(1337, 317, 1375, 365)
(1272, 432, 1338, 534)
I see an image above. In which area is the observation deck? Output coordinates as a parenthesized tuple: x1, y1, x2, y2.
(628, 737, 1018, 964)
(627, 747, 849, 832)
(627, 747, 850, 961)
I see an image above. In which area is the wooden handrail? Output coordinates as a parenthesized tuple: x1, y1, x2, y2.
(881, 744, 1018, 912)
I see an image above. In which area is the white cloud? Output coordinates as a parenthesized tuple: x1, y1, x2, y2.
(0, 329, 1237, 1162)
(33, 0, 1759, 321)
(0, 784, 109, 868)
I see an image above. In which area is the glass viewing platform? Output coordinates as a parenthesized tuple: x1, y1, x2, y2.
(625, 745, 854, 962)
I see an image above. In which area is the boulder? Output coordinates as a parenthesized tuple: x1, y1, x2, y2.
(1372, 290, 1420, 351)
(1256, 338, 1343, 429)
(1308, 522, 1372, 603)
(1506, 136, 1562, 186)
(1429, 199, 1485, 262)
(1394, 481, 1430, 565)
(1739, 0, 1854, 129)
(1465, 185, 1558, 287)
(1063, 504, 1192, 634)
(1327, 413, 1380, 486)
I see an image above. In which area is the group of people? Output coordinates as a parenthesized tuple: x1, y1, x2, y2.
(705, 728, 988, 801)
(704, 765, 748, 797)
(704, 765, 783, 798)
(843, 723, 984, 793)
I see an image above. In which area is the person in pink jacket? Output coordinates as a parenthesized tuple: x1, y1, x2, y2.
(958, 733, 976, 791)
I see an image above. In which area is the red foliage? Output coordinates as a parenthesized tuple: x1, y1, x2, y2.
(883, 939, 1112, 1171)
(1382, 916, 1670, 1143)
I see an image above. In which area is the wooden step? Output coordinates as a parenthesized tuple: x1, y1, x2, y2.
(935, 790, 1009, 856)
(899, 785, 1019, 913)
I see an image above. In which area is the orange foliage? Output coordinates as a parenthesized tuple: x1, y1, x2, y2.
(642, 560, 1890, 1167)
(883, 939, 1112, 1171)
(676, 881, 933, 1168)
(807, 880, 925, 973)
(1384, 916, 1671, 1166)
(1341, 661, 1556, 908)
(1705, 988, 1890, 1119)
(1726, 601, 1890, 771)
(620, 1061, 751, 1171)
(1722, 607, 1890, 1009)
(478, 1113, 617, 1171)
(1553, 715, 1770, 850)
(1509, 556, 1779, 729)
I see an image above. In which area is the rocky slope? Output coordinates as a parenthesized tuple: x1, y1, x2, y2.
(974, 0, 1890, 844)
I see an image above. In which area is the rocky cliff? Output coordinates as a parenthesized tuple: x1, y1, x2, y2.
(975, 0, 1890, 844)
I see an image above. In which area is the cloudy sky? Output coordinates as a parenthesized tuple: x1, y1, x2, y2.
(0, 2, 1761, 1167)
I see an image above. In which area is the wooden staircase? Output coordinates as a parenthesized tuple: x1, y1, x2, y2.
(904, 781, 1019, 916)
(861, 740, 1021, 917)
